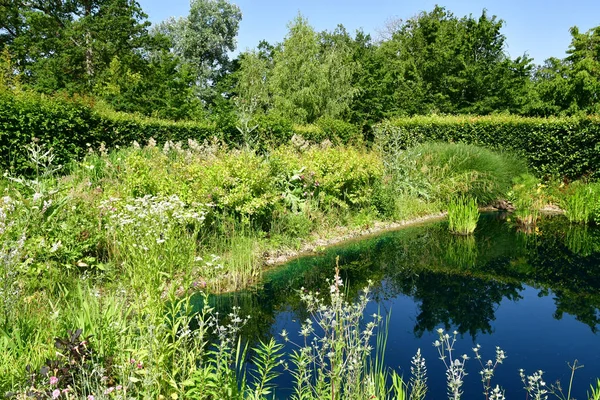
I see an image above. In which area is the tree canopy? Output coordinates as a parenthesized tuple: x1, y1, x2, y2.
(1, 2, 599, 125)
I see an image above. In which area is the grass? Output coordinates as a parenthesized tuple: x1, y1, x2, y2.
(447, 196, 479, 235)
(383, 142, 528, 205)
(562, 182, 600, 224)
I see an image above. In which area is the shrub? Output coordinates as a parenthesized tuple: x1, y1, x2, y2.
(374, 115, 600, 179)
(316, 116, 362, 144)
(0, 91, 215, 175)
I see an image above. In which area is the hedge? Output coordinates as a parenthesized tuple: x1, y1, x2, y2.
(0, 91, 215, 174)
(0, 91, 363, 175)
(373, 115, 600, 179)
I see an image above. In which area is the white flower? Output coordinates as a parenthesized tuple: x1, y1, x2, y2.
(50, 240, 62, 253)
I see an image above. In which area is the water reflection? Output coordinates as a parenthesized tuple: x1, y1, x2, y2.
(205, 214, 600, 341)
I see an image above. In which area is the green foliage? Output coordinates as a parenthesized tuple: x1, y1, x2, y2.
(447, 196, 479, 235)
(509, 174, 546, 226)
(372, 6, 533, 116)
(5, 0, 153, 94)
(374, 115, 600, 179)
(589, 379, 600, 400)
(380, 141, 526, 205)
(155, 0, 242, 102)
(269, 15, 356, 124)
(0, 91, 215, 174)
(530, 26, 600, 116)
(562, 181, 600, 224)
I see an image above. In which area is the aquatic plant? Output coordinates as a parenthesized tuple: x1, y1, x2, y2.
(509, 173, 546, 227)
(447, 196, 479, 235)
(563, 182, 599, 224)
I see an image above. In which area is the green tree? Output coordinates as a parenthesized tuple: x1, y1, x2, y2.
(155, 0, 242, 101)
(2, 0, 153, 92)
(269, 15, 356, 124)
(376, 6, 533, 115)
(530, 25, 600, 116)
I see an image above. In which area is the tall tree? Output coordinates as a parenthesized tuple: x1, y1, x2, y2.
(1, 0, 153, 92)
(530, 25, 600, 115)
(155, 0, 242, 101)
(376, 6, 533, 115)
(269, 15, 356, 124)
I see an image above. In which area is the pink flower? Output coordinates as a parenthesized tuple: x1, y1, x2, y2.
(104, 387, 115, 395)
(52, 389, 60, 399)
(87, 396, 95, 400)
(116, 385, 123, 390)
(49, 376, 59, 385)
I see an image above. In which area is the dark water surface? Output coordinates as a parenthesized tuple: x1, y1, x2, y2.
(208, 213, 600, 399)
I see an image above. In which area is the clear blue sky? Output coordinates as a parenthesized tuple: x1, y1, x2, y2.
(137, 0, 600, 64)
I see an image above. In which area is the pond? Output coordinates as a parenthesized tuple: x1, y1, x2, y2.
(205, 213, 600, 399)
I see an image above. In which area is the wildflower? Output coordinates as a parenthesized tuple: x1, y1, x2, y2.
(50, 240, 62, 253)
(116, 385, 122, 390)
(52, 389, 60, 399)
(88, 395, 95, 400)
(104, 387, 115, 395)
(49, 376, 59, 385)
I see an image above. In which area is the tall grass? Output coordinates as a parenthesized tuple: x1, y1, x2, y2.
(381, 142, 528, 205)
(4, 140, 600, 399)
(563, 182, 599, 224)
(447, 196, 479, 235)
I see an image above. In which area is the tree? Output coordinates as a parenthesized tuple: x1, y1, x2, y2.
(156, 0, 242, 101)
(530, 25, 600, 115)
(269, 15, 356, 124)
(2, 0, 153, 92)
(375, 6, 533, 115)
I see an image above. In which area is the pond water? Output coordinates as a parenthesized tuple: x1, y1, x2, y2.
(206, 213, 600, 399)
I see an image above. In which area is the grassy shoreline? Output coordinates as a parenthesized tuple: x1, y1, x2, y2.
(1, 139, 598, 398)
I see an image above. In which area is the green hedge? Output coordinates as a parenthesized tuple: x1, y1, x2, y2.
(374, 115, 600, 179)
(0, 91, 215, 174)
(0, 91, 364, 175)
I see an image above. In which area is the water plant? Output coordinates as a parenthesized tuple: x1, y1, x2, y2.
(509, 174, 546, 227)
(563, 182, 599, 224)
(447, 196, 479, 235)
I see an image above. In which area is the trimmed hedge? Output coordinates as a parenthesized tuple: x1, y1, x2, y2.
(0, 91, 363, 175)
(374, 115, 600, 179)
(0, 91, 215, 174)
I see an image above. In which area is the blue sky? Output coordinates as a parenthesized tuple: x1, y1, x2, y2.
(137, 0, 600, 64)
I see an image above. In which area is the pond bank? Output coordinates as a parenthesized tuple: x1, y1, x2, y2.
(262, 212, 447, 267)
(262, 204, 565, 267)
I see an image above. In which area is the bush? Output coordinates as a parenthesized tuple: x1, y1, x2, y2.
(0, 91, 365, 175)
(374, 115, 600, 179)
